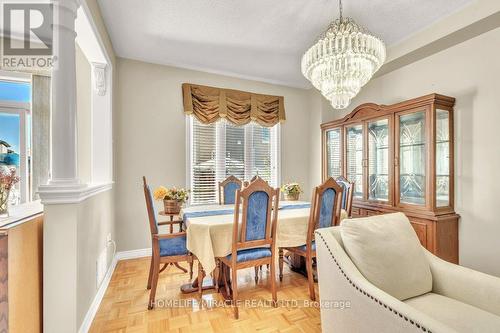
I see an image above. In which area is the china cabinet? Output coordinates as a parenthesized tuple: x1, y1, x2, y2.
(321, 94, 459, 263)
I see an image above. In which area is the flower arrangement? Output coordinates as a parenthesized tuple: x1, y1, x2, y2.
(281, 182, 302, 201)
(0, 167, 20, 215)
(153, 186, 190, 203)
(153, 186, 190, 214)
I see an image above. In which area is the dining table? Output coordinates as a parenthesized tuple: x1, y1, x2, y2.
(178, 200, 347, 293)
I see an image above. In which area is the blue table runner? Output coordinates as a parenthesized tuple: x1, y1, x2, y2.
(183, 203, 311, 223)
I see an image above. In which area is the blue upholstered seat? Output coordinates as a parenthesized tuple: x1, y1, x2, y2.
(226, 247, 272, 262)
(159, 235, 188, 257)
(223, 181, 241, 204)
(297, 241, 316, 252)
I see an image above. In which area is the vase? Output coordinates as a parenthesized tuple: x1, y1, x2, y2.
(284, 192, 299, 201)
(163, 199, 182, 214)
(0, 189, 9, 216)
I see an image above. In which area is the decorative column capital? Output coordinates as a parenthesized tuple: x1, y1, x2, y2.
(92, 63, 107, 96)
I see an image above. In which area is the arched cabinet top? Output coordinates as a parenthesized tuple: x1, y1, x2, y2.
(321, 93, 455, 129)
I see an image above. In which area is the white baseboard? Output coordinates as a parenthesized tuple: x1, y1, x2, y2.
(78, 247, 152, 333)
(115, 247, 151, 260)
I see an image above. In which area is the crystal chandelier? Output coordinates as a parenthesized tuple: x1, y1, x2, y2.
(301, 0, 386, 109)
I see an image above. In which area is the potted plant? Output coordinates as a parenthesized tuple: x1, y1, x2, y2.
(153, 186, 190, 214)
(0, 167, 20, 216)
(281, 182, 302, 201)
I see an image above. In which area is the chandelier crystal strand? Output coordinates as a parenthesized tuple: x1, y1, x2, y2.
(301, 0, 386, 109)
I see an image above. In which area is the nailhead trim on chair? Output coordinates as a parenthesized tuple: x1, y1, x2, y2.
(315, 231, 432, 333)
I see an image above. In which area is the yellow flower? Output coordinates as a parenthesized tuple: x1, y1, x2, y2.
(153, 186, 168, 200)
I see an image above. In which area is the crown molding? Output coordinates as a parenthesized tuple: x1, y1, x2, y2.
(377, 0, 500, 77)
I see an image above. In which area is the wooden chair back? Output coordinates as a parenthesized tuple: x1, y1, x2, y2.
(243, 175, 263, 188)
(306, 177, 343, 245)
(250, 175, 261, 182)
(231, 178, 279, 256)
(336, 176, 354, 216)
(143, 176, 159, 235)
(218, 175, 243, 205)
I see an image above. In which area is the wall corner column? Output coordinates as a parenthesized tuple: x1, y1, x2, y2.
(40, 1, 81, 332)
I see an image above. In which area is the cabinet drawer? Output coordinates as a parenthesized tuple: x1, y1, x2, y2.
(411, 222, 427, 246)
(366, 210, 381, 216)
(351, 207, 361, 216)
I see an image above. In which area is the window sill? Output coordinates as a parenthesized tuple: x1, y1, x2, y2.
(0, 200, 44, 229)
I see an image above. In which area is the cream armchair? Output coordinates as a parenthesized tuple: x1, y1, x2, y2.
(315, 213, 500, 333)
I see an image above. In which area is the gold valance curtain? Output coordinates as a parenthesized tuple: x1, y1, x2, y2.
(182, 83, 286, 127)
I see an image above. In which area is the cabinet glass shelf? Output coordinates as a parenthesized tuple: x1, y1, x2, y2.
(346, 125, 363, 198)
(368, 119, 389, 201)
(436, 109, 450, 207)
(399, 112, 426, 205)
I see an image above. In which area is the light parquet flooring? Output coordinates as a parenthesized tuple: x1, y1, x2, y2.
(89, 257, 321, 333)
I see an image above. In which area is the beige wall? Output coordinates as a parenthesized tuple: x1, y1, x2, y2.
(43, 204, 79, 333)
(308, 90, 323, 194)
(43, 190, 115, 332)
(318, 27, 500, 277)
(76, 190, 115, 326)
(115, 58, 317, 251)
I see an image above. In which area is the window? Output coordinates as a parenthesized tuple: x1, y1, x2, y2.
(0, 74, 50, 206)
(0, 79, 31, 205)
(188, 117, 280, 205)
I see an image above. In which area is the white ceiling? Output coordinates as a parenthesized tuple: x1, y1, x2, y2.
(97, 0, 473, 88)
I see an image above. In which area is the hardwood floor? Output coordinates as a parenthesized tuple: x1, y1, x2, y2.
(89, 257, 321, 332)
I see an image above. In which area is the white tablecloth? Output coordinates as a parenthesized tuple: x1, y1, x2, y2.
(181, 201, 346, 273)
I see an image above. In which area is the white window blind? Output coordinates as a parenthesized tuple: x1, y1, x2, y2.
(189, 117, 280, 205)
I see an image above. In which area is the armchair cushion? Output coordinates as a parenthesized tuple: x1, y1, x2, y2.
(340, 212, 432, 300)
(159, 235, 188, 257)
(404, 292, 500, 332)
(226, 247, 271, 263)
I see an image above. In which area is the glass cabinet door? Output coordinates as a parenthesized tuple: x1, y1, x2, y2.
(368, 119, 389, 201)
(346, 124, 364, 198)
(325, 128, 342, 178)
(436, 109, 450, 207)
(399, 111, 426, 205)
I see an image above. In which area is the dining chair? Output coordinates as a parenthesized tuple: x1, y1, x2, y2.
(142, 176, 193, 309)
(214, 177, 280, 319)
(278, 177, 343, 301)
(218, 175, 243, 205)
(336, 176, 354, 217)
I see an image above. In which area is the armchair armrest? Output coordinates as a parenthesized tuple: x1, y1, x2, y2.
(315, 228, 453, 333)
(424, 249, 500, 316)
